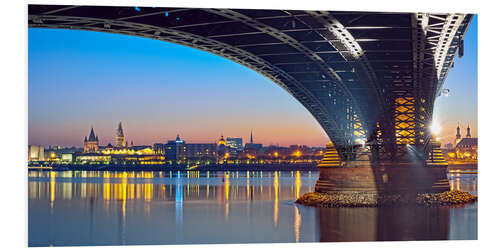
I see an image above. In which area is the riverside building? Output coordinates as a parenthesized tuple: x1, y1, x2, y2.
(226, 137, 243, 154)
(155, 135, 217, 165)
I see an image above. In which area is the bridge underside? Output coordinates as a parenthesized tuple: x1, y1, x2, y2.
(28, 5, 472, 164)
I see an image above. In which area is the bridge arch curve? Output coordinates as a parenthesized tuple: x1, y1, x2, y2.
(29, 5, 473, 161)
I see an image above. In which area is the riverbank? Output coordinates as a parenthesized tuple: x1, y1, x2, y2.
(28, 162, 478, 172)
(448, 162, 477, 169)
(27, 163, 319, 172)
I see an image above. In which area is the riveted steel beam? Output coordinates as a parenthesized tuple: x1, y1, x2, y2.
(204, 9, 364, 149)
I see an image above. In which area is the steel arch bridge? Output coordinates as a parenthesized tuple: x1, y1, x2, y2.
(28, 5, 472, 163)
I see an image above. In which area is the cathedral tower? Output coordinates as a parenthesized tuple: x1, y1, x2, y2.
(466, 124, 471, 138)
(84, 127, 99, 153)
(455, 123, 462, 146)
(115, 122, 125, 147)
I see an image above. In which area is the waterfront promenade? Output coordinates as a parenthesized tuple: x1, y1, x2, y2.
(28, 161, 477, 172)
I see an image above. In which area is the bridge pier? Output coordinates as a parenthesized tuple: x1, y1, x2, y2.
(317, 141, 341, 167)
(314, 164, 450, 196)
(426, 138, 449, 167)
(311, 142, 450, 205)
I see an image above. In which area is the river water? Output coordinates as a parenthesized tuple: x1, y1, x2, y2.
(28, 170, 477, 246)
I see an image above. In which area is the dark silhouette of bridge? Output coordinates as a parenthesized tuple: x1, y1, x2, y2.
(28, 5, 473, 196)
(28, 5, 472, 163)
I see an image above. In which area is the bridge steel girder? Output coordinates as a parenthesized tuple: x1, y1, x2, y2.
(304, 11, 390, 150)
(406, 13, 473, 160)
(28, 5, 473, 163)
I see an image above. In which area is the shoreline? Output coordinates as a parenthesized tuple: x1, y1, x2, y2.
(27, 162, 478, 172)
(27, 164, 319, 172)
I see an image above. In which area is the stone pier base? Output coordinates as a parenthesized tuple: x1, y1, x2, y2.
(296, 162, 474, 207)
(314, 163, 450, 195)
(296, 190, 477, 207)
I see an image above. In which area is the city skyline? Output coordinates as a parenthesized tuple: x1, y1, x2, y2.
(28, 15, 477, 148)
(57, 122, 310, 148)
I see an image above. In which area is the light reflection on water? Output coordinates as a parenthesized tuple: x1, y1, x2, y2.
(28, 170, 476, 246)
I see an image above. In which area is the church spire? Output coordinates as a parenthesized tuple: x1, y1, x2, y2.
(250, 130, 253, 144)
(117, 122, 124, 137)
(455, 122, 462, 146)
(466, 124, 471, 138)
(88, 126, 97, 141)
(115, 122, 125, 147)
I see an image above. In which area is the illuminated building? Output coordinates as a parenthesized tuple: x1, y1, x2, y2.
(28, 145, 45, 161)
(61, 153, 73, 162)
(75, 153, 111, 164)
(110, 154, 165, 165)
(45, 150, 60, 161)
(226, 137, 243, 153)
(115, 122, 125, 147)
(155, 135, 217, 165)
(153, 143, 165, 155)
(217, 135, 227, 161)
(455, 138, 478, 160)
(83, 127, 99, 153)
(162, 134, 187, 163)
(180, 143, 217, 164)
(217, 135, 226, 146)
(101, 145, 155, 155)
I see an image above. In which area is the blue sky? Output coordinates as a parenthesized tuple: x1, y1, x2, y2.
(433, 15, 478, 144)
(28, 15, 477, 147)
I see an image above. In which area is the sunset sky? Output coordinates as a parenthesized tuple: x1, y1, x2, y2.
(28, 15, 477, 148)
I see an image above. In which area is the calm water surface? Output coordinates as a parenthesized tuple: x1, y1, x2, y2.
(28, 170, 477, 246)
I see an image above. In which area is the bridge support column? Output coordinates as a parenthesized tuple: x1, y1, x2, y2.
(426, 138, 449, 166)
(309, 142, 450, 206)
(317, 141, 341, 167)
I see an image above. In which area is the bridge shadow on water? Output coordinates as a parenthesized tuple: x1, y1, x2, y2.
(315, 161, 452, 241)
(316, 205, 450, 242)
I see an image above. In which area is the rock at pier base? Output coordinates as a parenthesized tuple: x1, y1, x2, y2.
(296, 190, 477, 207)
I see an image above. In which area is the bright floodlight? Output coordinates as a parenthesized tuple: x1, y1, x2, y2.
(430, 122, 441, 135)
